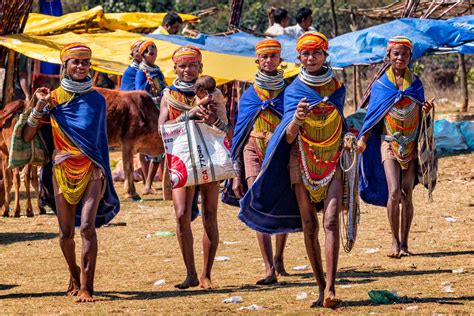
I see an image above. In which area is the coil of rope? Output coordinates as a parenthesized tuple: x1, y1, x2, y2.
(339, 132, 360, 253)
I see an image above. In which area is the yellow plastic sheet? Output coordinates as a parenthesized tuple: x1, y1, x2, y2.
(0, 30, 299, 85)
(24, 6, 199, 35)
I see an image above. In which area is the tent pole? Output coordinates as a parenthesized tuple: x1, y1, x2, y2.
(458, 53, 468, 112)
(352, 65, 358, 110)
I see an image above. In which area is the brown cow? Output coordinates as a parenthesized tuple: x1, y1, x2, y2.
(95, 87, 165, 200)
(0, 100, 41, 217)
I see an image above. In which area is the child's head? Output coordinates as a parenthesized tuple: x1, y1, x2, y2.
(195, 75, 216, 98)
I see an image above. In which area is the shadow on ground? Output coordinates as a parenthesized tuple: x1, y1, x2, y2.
(0, 232, 58, 246)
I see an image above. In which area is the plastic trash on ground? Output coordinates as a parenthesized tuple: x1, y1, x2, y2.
(223, 296, 243, 303)
(452, 268, 464, 274)
(441, 282, 454, 293)
(445, 216, 457, 223)
(215, 256, 230, 262)
(154, 231, 176, 237)
(153, 279, 166, 286)
(292, 265, 310, 271)
(365, 248, 380, 254)
(239, 304, 265, 310)
(223, 241, 241, 245)
(368, 290, 402, 304)
(296, 292, 308, 300)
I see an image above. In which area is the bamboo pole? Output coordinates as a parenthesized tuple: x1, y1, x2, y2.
(3, 50, 17, 106)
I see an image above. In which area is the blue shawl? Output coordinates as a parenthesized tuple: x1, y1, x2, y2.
(358, 71, 425, 206)
(40, 90, 120, 227)
(238, 77, 346, 234)
(221, 85, 284, 207)
(135, 68, 166, 94)
(120, 65, 138, 91)
(231, 85, 285, 161)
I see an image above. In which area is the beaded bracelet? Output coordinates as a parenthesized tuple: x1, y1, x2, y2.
(292, 113, 305, 126)
(27, 114, 39, 127)
(175, 111, 189, 123)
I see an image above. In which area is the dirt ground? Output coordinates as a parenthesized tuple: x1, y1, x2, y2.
(1, 152, 473, 314)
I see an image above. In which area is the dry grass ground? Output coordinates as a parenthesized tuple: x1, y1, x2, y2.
(1, 152, 473, 314)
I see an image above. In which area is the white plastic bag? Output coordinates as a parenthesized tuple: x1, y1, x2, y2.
(161, 120, 235, 188)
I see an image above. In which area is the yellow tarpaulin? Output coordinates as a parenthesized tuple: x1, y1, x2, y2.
(0, 30, 299, 85)
(24, 6, 199, 35)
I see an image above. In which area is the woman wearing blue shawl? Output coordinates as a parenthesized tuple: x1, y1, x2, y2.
(22, 43, 120, 302)
(119, 39, 144, 91)
(230, 39, 289, 285)
(357, 36, 433, 258)
(135, 40, 167, 195)
(240, 32, 354, 308)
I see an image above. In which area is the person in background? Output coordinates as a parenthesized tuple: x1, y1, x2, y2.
(135, 40, 167, 195)
(14, 54, 32, 101)
(152, 12, 183, 35)
(284, 7, 316, 39)
(265, 7, 289, 36)
(120, 40, 144, 91)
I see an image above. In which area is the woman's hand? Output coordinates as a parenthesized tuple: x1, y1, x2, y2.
(232, 176, 244, 199)
(34, 87, 51, 111)
(356, 139, 366, 154)
(422, 98, 435, 113)
(295, 97, 310, 121)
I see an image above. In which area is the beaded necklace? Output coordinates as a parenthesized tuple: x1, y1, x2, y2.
(384, 67, 420, 169)
(254, 69, 285, 91)
(296, 78, 343, 203)
(298, 65, 333, 87)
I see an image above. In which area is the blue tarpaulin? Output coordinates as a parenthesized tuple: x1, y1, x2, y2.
(148, 16, 474, 68)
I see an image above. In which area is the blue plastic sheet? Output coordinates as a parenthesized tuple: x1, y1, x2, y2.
(434, 120, 470, 156)
(458, 121, 474, 150)
(147, 16, 474, 68)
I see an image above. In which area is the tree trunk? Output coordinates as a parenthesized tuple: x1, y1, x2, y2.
(228, 0, 244, 29)
(458, 53, 468, 112)
(329, 0, 339, 37)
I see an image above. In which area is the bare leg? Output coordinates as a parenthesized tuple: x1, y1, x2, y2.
(274, 234, 289, 276)
(173, 186, 199, 289)
(139, 154, 149, 185)
(76, 179, 102, 303)
(383, 159, 402, 258)
(400, 159, 416, 256)
(30, 166, 45, 215)
(143, 160, 159, 195)
(245, 176, 277, 285)
(294, 183, 325, 307)
(322, 168, 342, 308)
(54, 181, 81, 297)
(199, 182, 220, 289)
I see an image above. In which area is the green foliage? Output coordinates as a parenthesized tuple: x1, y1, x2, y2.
(412, 61, 425, 76)
(466, 67, 474, 86)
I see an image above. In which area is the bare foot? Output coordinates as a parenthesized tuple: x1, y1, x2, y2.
(200, 276, 218, 290)
(399, 248, 411, 257)
(256, 274, 277, 285)
(142, 187, 156, 195)
(39, 207, 47, 215)
(310, 291, 325, 308)
(75, 289, 94, 303)
(175, 274, 199, 289)
(323, 290, 342, 308)
(13, 211, 20, 218)
(2, 210, 9, 217)
(274, 260, 289, 277)
(67, 266, 81, 296)
(387, 251, 401, 259)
